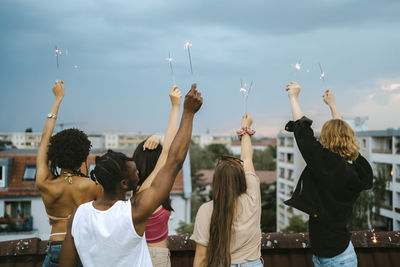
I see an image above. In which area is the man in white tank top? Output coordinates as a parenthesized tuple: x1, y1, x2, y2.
(59, 84, 203, 267)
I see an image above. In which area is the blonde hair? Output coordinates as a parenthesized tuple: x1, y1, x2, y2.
(318, 119, 359, 161)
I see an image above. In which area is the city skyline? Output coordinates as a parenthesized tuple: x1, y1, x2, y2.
(1, 0, 400, 136)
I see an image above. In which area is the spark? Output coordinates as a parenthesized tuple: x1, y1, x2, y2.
(167, 51, 176, 85)
(184, 42, 193, 74)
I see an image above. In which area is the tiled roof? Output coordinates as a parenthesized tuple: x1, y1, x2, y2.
(198, 169, 276, 184)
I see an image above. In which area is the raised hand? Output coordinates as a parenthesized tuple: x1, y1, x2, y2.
(286, 81, 301, 99)
(241, 113, 253, 128)
(183, 83, 203, 114)
(323, 89, 335, 107)
(143, 135, 160, 151)
(169, 86, 182, 107)
(52, 80, 65, 100)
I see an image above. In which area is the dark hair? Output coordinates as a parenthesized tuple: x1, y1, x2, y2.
(90, 150, 134, 192)
(207, 157, 247, 267)
(47, 128, 91, 177)
(132, 139, 173, 211)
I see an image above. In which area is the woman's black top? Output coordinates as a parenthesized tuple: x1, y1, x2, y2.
(284, 116, 373, 257)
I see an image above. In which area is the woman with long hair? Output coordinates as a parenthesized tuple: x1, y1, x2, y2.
(131, 85, 182, 267)
(36, 81, 103, 267)
(284, 82, 373, 267)
(191, 114, 263, 267)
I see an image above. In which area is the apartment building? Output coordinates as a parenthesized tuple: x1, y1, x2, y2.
(276, 132, 308, 232)
(277, 127, 400, 232)
(357, 129, 400, 231)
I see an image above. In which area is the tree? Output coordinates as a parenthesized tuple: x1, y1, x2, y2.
(253, 147, 276, 170)
(175, 221, 195, 235)
(282, 215, 308, 234)
(260, 182, 276, 232)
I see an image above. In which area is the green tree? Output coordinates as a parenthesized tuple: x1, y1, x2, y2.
(253, 147, 276, 170)
(282, 215, 308, 234)
(260, 182, 276, 232)
(175, 221, 195, 235)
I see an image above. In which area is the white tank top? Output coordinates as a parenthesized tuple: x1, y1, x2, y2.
(71, 200, 153, 267)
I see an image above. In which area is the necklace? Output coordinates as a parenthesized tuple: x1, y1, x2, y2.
(61, 172, 73, 184)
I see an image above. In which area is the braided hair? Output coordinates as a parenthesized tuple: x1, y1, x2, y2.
(90, 150, 134, 192)
(47, 128, 91, 177)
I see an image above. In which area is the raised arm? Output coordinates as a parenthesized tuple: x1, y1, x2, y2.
(36, 81, 65, 188)
(323, 89, 341, 119)
(240, 114, 255, 173)
(131, 84, 202, 228)
(138, 86, 182, 191)
(286, 81, 304, 121)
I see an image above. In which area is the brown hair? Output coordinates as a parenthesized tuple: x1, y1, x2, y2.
(318, 119, 359, 161)
(206, 157, 247, 267)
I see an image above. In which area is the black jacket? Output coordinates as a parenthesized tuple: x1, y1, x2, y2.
(284, 116, 373, 257)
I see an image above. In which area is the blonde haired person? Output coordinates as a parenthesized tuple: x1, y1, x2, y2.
(191, 114, 263, 267)
(284, 82, 373, 267)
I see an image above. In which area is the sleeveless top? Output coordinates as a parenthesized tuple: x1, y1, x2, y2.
(71, 200, 152, 267)
(145, 208, 171, 243)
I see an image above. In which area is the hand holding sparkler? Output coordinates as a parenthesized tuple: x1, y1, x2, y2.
(286, 81, 301, 99)
(169, 85, 182, 107)
(52, 80, 65, 100)
(323, 89, 341, 119)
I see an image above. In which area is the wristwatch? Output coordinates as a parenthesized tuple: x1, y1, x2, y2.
(47, 113, 57, 119)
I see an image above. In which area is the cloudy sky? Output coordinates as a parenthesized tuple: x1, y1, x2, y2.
(1, 0, 399, 136)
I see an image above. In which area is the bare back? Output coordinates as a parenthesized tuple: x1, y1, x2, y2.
(38, 174, 102, 241)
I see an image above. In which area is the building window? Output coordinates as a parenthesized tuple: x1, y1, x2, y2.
(362, 139, 366, 148)
(287, 153, 293, 163)
(2, 201, 33, 232)
(23, 164, 36, 181)
(288, 169, 294, 180)
(0, 166, 5, 187)
(279, 168, 285, 178)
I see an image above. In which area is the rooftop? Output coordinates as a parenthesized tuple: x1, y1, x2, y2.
(0, 231, 398, 266)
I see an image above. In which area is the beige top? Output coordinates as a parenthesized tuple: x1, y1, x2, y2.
(190, 171, 261, 264)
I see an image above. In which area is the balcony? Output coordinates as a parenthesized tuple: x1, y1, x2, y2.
(372, 149, 392, 154)
(0, 217, 33, 232)
(0, 232, 399, 266)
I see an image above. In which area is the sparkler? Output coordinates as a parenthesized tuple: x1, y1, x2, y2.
(318, 62, 330, 90)
(318, 63, 325, 82)
(184, 42, 193, 74)
(167, 52, 176, 85)
(55, 46, 62, 69)
(240, 79, 254, 114)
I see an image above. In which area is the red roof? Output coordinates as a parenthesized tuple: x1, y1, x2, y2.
(197, 169, 276, 184)
(0, 153, 184, 196)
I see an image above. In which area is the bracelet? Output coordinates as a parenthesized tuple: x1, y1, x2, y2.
(47, 113, 57, 120)
(236, 127, 255, 140)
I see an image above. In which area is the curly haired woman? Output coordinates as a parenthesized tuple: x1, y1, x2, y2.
(284, 82, 373, 267)
(36, 81, 102, 267)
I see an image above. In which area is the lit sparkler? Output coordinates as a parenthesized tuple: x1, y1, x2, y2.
(318, 62, 326, 82)
(240, 79, 254, 114)
(184, 42, 193, 74)
(55, 46, 62, 69)
(167, 52, 176, 85)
